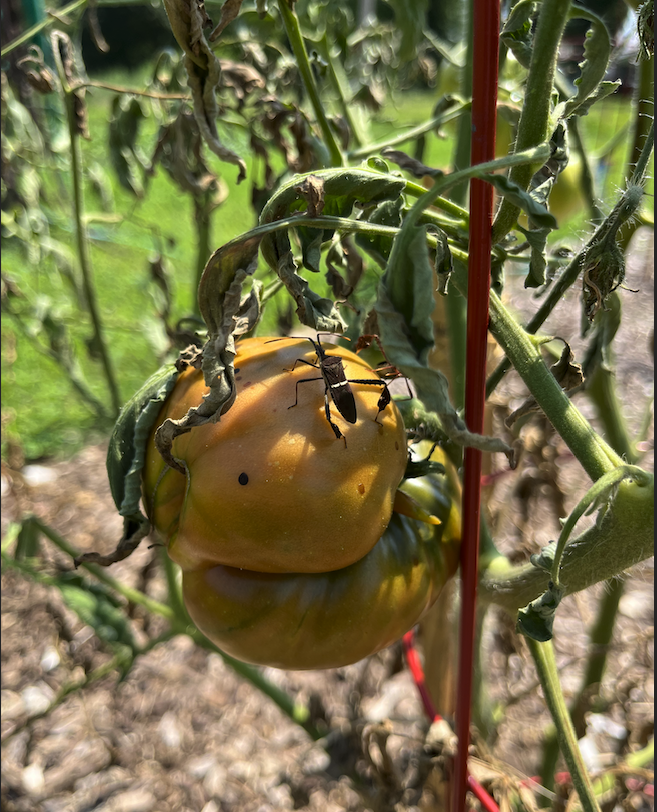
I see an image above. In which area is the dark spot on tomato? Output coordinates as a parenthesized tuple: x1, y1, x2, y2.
(238, 473, 249, 486)
(234, 368, 241, 373)
(357, 483, 365, 495)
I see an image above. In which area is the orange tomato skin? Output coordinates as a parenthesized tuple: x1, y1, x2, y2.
(143, 337, 408, 574)
(182, 442, 461, 670)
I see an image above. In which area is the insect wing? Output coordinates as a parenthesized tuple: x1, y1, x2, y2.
(323, 356, 357, 424)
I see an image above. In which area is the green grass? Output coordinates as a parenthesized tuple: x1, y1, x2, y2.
(1, 71, 648, 461)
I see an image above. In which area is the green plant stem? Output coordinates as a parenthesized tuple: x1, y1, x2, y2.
(404, 144, 552, 234)
(540, 353, 639, 787)
(587, 739, 654, 805)
(478, 472, 653, 611)
(159, 548, 187, 623)
(26, 516, 322, 741)
(0, 0, 146, 57)
(68, 123, 122, 416)
(1, 0, 87, 57)
(29, 516, 178, 620)
(487, 291, 623, 481)
(540, 576, 625, 789)
(527, 638, 602, 812)
(52, 40, 121, 417)
(569, 117, 605, 224)
(277, 0, 343, 167)
(486, 120, 653, 397)
(439, 0, 472, 411)
(4, 308, 110, 420)
(550, 466, 649, 588)
(492, 0, 573, 243)
(626, 54, 654, 180)
(347, 102, 471, 161)
(449, 0, 474, 204)
(586, 366, 639, 464)
(193, 195, 212, 315)
(319, 32, 365, 148)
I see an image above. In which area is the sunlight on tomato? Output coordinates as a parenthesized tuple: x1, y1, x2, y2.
(143, 337, 408, 574)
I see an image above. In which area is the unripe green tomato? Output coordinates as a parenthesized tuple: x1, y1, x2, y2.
(182, 441, 461, 669)
(143, 337, 408, 574)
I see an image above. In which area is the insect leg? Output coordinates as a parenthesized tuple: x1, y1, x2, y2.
(324, 389, 347, 446)
(284, 358, 320, 373)
(288, 376, 324, 409)
(346, 378, 391, 424)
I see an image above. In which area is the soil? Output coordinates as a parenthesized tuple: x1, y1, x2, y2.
(1, 230, 654, 812)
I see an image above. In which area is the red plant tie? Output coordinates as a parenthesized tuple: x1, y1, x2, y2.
(403, 629, 500, 811)
(453, 0, 500, 808)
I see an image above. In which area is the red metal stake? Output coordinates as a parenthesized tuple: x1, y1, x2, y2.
(453, 0, 500, 808)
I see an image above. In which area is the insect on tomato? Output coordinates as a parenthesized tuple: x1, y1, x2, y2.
(141, 337, 462, 669)
(143, 337, 409, 574)
(269, 334, 396, 443)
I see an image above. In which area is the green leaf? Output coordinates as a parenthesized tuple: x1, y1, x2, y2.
(259, 168, 405, 332)
(518, 223, 551, 288)
(382, 223, 435, 363)
(260, 168, 406, 269)
(108, 95, 148, 197)
(486, 174, 558, 229)
(501, 0, 537, 68)
(557, 10, 614, 120)
(567, 80, 621, 118)
(516, 582, 564, 642)
(106, 363, 179, 518)
(54, 572, 138, 653)
(355, 197, 404, 267)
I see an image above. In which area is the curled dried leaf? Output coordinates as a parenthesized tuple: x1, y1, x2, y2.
(16, 46, 56, 94)
(155, 235, 262, 472)
(209, 0, 244, 41)
(162, 0, 247, 181)
(505, 341, 584, 427)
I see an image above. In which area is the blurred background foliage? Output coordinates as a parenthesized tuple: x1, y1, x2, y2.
(0, 0, 648, 461)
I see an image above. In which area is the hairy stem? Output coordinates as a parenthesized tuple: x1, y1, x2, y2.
(527, 639, 602, 812)
(492, 0, 572, 242)
(479, 474, 653, 611)
(540, 576, 625, 789)
(487, 291, 624, 480)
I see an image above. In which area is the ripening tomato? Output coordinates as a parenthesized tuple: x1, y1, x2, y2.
(181, 441, 461, 669)
(143, 337, 408, 574)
